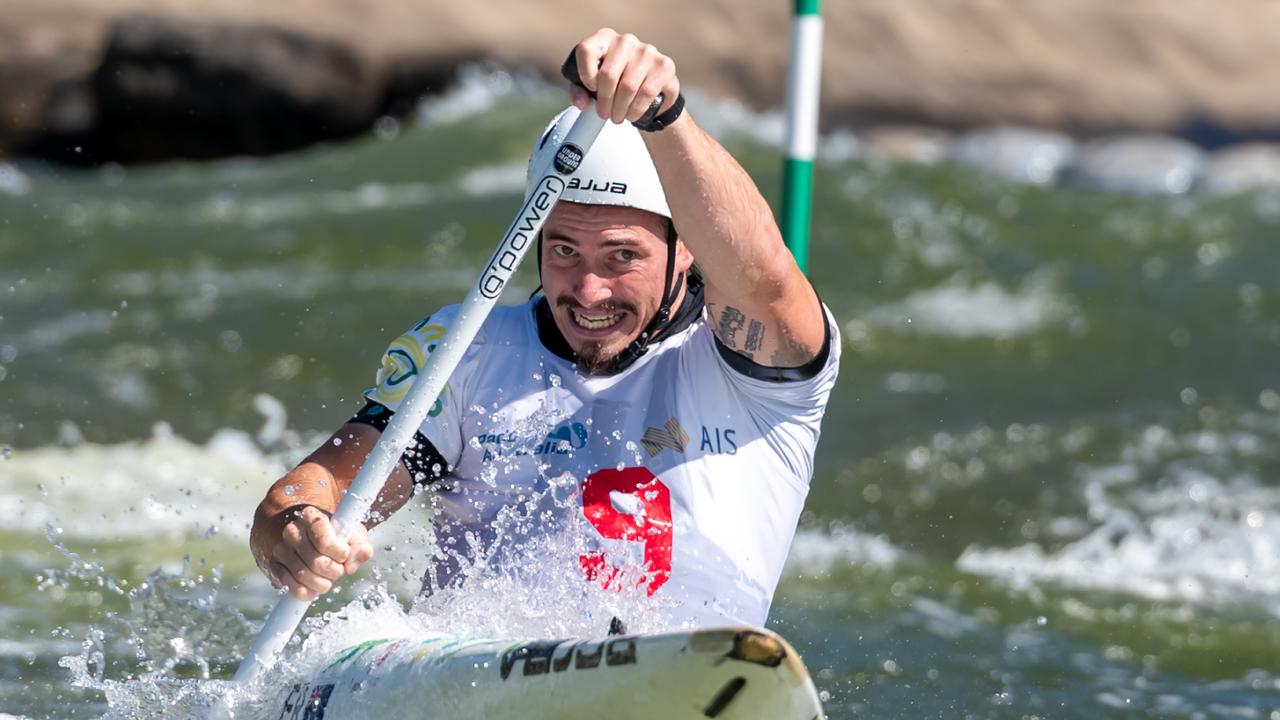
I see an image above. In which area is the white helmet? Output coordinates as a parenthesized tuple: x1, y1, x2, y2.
(526, 106, 671, 219)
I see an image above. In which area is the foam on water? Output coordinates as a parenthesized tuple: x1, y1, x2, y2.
(55, 543, 682, 718)
(36, 540, 262, 718)
(17, 394, 701, 718)
(24, 404, 1280, 717)
(457, 161, 529, 197)
(415, 66, 554, 126)
(863, 273, 1084, 338)
(682, 89, 786, 148)
(948, 127, 1077, 185)
(219, 518, 684, 715)
(54, 474, 683, 720)
(104, 260, 464, 307)
(852, 186, 1015, 276)
(398, 64, 1280, 206)
(188, 182, 438, 228)
(1201, 143, 1280, 194)
(784, 525, 905, 576)
(0, 425, 282, 542)
(9, 180, 441, 235)
(406, 65, 809, 156)
(6, 309, 115, 353)
(0, 163, 31, 196)
(957, 407, 1280, 609)
(1073, 135, 1204, 195)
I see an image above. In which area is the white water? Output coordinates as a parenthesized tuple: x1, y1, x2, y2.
(785, 525, 905, 574)
(13, 392, 1280, 718)
(863, 273, 1084, 339)
(0, 424, 278, 542)
(0, 398, 689, 715)
(11, 407, 1280, 613)
(0, 163, 30, 196)
(958, 412, 1280, 611)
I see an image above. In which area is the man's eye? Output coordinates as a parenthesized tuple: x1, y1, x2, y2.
(551, 245, 575, 257)
(616, 250, 638, 262)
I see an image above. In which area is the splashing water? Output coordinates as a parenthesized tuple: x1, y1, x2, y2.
(44, 425, 678, 719)
(48, 550, 256, 718)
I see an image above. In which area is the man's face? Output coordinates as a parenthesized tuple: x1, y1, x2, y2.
(541, 202, 692, 374)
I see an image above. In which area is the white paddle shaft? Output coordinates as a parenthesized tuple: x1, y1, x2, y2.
(233, 108, 608, 684)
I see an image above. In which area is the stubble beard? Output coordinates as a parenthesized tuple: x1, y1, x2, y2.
(575, 340, 614, 375)
(555, 295, 641, 375)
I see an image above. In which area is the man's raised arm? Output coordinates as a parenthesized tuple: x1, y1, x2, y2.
(570, 28, 826, 369)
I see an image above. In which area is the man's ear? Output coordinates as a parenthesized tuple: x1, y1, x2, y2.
(674, 238, 695, 274)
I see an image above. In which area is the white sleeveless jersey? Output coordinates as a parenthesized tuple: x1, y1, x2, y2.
(365, 299, 840, 628)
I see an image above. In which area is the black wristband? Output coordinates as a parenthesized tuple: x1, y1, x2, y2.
(633, 93, 685, 132)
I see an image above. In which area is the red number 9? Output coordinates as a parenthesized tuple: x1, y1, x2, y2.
(578, 467, 673, 596)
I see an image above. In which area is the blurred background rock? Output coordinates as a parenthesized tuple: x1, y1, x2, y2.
(4, 0, 1280, 170)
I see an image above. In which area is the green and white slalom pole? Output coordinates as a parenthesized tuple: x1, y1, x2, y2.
(782, 0, 823, 274)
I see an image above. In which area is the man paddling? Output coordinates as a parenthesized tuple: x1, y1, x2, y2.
(250, 29, 840, 628)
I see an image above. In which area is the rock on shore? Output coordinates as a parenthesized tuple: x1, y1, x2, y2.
(4, 0, 1280, 164)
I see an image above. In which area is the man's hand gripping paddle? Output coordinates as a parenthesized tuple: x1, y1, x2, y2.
(229, 53, 658, 686)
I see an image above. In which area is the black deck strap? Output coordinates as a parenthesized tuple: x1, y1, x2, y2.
(348, 400, 449, 488)
(713, 302, 832, 383)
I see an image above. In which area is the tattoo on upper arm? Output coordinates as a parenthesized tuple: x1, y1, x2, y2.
(769, 331, 813, 368)
(717, 306, 747, 346)
(713, 302, 815, 367)
(714, 305, 770, 361)
(745, 320, 765, 352)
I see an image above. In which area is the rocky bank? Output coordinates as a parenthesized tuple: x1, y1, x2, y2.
(4, 0, 1280, 164)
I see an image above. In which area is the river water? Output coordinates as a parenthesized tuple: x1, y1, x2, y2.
(3, 70, 1280, 719)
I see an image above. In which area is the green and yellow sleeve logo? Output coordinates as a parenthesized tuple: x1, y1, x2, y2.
(370, 322, 447, 417)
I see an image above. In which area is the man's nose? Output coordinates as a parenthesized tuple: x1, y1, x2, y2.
(574, 271, 613, 305)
